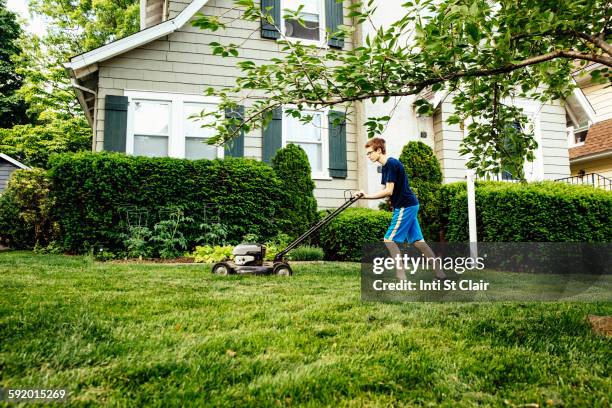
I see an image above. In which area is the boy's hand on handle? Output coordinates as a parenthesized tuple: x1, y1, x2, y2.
(355, 191, 367, 199)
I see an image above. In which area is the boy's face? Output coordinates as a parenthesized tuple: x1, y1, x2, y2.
(366, 147, 381, 162)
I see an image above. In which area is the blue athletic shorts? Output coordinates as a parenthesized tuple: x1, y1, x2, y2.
(384, 204, 424, 243)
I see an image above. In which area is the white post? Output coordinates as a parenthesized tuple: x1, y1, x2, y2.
(467, 169, 478, 259)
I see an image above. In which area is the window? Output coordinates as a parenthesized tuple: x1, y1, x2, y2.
(184, 103, 218, 160)
(574, 128, 588, 144)
(125, 91, 223, 160)
(282, 109, 329, 178)
(282, 0, 323, 42)
(133, 100, 171, 157)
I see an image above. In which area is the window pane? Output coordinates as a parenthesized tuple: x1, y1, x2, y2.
(294, 142, 321, 172)
(284, 0, 320, 40)
(134, 135, 168, 157)
(286, 0, 319, 14)
(134, 101, 170, 136)
(186, 137, 218, 160)
(285, 113, 322, 142)
(184, 103, 217, 138)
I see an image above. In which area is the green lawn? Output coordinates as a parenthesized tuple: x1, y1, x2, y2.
(1, 251, 610, 407)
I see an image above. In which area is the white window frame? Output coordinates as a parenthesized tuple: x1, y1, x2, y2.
(282, 107, 331, 180)
(280, 0, 327, 48)
(125, 90, 224, 159)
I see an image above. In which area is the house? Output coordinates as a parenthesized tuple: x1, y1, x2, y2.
(64, 0, 357, 209)
(64, 0, 600, 209)
(0, 153, 30, 193)
(567, 63, 612, 185)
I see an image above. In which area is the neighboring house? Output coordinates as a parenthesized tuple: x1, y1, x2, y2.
(0, 153, 30, 193)
(567, 63, 612, 184)
(64, 0, 356, 209)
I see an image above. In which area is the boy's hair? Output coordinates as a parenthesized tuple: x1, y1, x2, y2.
(365, 138, 386, 154)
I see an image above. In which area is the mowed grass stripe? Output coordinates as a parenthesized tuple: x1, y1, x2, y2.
(0, 251, 610, 407)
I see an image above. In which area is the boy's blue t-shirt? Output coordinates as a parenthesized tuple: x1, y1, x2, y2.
(381, 157, 419, 208)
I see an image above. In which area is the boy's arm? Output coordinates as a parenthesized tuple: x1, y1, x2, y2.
(357, 182, 394, 199)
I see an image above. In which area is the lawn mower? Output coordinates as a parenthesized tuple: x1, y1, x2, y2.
(211, 192, 362, 276)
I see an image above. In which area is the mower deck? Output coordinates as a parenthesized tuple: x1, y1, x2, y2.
(212, 261, 292, 276)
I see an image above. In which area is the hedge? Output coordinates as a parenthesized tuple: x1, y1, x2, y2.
(48, 152, 287, 253)
(441, 181, 612, 242)
(319, 208, 392, 261)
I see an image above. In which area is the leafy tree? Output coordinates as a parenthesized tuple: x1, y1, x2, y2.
(0, 0, 28, 128)
(194, 0, 611, 181)
(0, 0, 140, 167)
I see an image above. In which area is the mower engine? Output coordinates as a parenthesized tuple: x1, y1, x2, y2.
(232, 244, 266, 266)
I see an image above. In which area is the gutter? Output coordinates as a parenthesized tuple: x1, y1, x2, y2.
(570, 149, 612, 164)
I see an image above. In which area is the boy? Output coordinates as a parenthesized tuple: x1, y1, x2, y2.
(356, 137, 446, 280)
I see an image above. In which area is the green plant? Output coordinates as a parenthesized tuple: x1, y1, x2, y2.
(192, 245, 234, 263)
(197, 222, 229, 246)
(123, 226, 153, 259)
(271, 144, 317, 239)
(149, 210, 192, 259)
(241, 233, 260, 243)
(287, 245, 324, 261)
(398, 141, 443, 242)
(319, 208, 392, 261)
(48, 152, 286, 253)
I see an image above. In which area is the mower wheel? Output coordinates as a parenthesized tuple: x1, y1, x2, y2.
(212, 262, 234, 276)
(273, 263, 293, 276)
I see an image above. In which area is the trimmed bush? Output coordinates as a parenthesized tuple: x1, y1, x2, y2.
(398, 141, 443, 241)
(319, 208, 392, 261)
(271, 144, 317, 239)
(441, 181, 612, 242)
(48, 152, 286, 253)
(287, 245, 324, 261)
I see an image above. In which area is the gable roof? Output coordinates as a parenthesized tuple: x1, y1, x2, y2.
(0, 153, 31, 170)
(64, 0, 210, 72)
(569, 118, 612, 161)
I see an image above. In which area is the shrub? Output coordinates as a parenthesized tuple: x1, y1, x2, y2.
(48, 152, 286, 253)
(0, 189, 34, 248)
(192, 245, 234, 263)
(440, 181, 612, 242)
(319, 208, 392, 261)
(398, 141, 443, 241)
(288, 245, 324, 261)
(0, 168, 57, 248)
(271, 144, 317, 239)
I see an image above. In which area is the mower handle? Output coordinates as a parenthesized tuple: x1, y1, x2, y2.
(273, 193, 362, 262)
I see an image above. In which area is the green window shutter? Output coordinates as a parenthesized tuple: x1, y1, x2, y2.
(261, 0, 281, 39)
(262, 107, 282, 163)
(328, 110, 347, 178)
(103, 95, 128, 152)
(224, 106, 245, 157)
(326, 0, 344, 49)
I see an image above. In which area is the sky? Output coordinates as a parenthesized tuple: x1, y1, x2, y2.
(6, 0, 48, 36)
